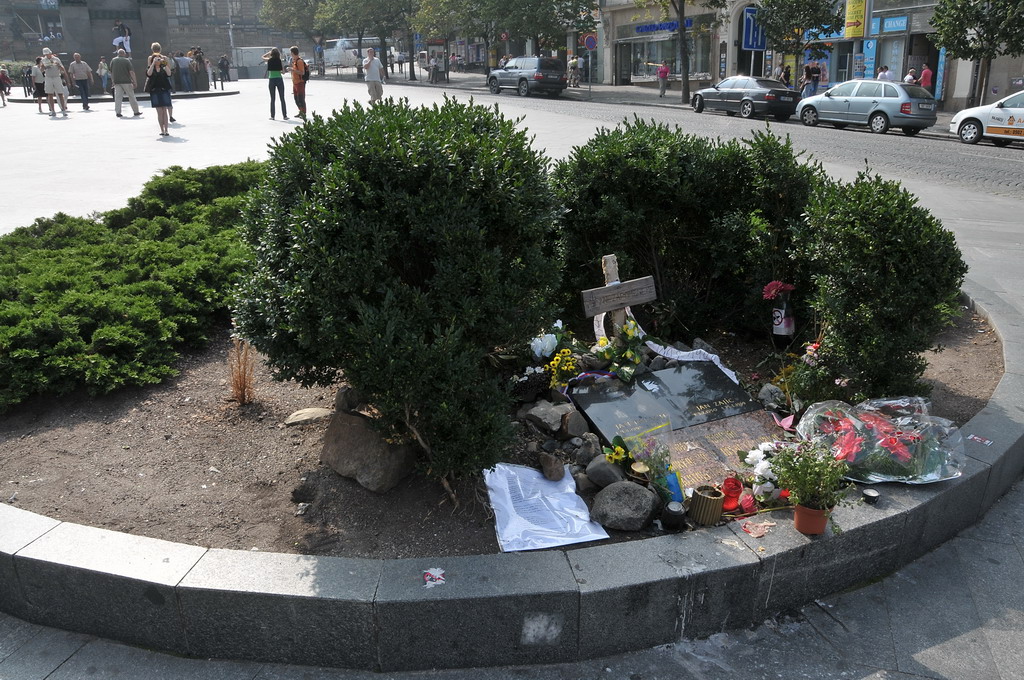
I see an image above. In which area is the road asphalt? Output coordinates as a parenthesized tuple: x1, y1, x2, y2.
(1, 72, 1022, 680)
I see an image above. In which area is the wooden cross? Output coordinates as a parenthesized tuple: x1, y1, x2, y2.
(580, 254, 657, 339)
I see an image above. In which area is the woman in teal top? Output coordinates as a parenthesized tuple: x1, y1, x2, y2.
(262, 48, 288, 120)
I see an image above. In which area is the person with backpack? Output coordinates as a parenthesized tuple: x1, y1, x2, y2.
(290, 46, 308, 120)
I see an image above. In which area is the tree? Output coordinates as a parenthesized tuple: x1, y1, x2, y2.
(259, 0, 329, 38)
(930, 0, 1024, 105)
(413, 0, 503, 70)
(755, 0, 845, 62)
(634, 0, 726, 104)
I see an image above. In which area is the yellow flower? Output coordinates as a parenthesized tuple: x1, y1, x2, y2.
(560, 348, 571, 356)
(598, 337, 609, 347)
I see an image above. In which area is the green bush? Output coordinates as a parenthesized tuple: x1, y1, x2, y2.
(0, 164, 258, 412)
(233, 98, 561, 480)
(551, 122, 822, 337)
(792, 170, 967, 401)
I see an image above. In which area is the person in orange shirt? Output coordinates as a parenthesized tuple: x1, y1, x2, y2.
(289, 46, 308, 121)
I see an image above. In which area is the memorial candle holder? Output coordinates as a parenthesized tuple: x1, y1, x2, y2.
(689, 485, 725, 526)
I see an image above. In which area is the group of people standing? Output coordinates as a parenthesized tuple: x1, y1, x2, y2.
(262, 46, 310, 120)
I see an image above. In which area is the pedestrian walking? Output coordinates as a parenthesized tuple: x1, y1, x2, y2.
(110, 48, 141, 117)
(568, 56, 580, 87)
(903, 68, 919, 85)
(782, 65, 792, 88)
(175, 52, 194, 92)
(96, 56, 110, 93)
(289, 46, 307, 120)
(809, 60, 821, 95)
(218, 55, 230, 82)
(40, 48, 69, 116)
(876, 65, 893, 81)
(800, 63, 813, 98)
(362, 47, 387, 103)
(262, 48, 288, 119)
(146, 43, 173, 136)
(397, 52, 405, 73)
(67, 53, 94, 110)
(656, 60, 670, 97)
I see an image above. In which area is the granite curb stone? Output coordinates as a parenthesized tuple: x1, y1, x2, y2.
(0, 283, 1022, 670)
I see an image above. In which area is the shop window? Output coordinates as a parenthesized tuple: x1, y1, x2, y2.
(175, 0, 190, 16)
(204, 0, 216, 16)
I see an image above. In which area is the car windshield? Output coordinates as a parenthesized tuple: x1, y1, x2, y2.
(900, 84, 933, 99)
(755, 79, 785, 89)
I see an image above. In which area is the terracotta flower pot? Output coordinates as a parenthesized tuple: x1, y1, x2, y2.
(793, 504, 829, 535)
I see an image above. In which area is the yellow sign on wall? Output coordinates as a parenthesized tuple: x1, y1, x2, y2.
(845, 0, 866, 38)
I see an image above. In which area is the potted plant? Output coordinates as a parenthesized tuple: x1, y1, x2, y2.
(765, 440, 854, 535)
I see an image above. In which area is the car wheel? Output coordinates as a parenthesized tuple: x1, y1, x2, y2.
(739, 100, 754, 118)
(869, 112, 890, 134)
(692, 94, 705, 113)
(773, 114, 790, 122)
(993, 138, 1012, 147)
(832, 122, 848, 129)
(901, 127, 920, 137)
(488, 79, 500, 95)
(800, 106, 819, 127)
(517, 80, 529, 97)
(957, 119, 982, 144)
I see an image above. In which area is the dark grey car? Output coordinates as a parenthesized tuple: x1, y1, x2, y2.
(691, 76, 800, 121)
(487, 57, 567, 97)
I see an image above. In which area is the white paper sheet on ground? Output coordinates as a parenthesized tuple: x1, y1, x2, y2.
(483, 463, 609, 552)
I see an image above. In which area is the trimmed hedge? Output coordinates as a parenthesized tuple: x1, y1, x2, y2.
(0, 163, 261, 411)
(234, 98, 562, 480)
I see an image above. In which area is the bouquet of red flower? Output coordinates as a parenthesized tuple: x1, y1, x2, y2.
(796, 397, 964, 484)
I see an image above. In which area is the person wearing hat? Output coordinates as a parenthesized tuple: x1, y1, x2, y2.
(903, 68, 919, 85)
(40, 47, 69, 116)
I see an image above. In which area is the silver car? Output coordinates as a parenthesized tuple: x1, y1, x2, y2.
(796, 79, 937, 136)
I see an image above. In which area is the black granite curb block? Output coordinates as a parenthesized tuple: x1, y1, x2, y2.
(1, 278, 1021, 672)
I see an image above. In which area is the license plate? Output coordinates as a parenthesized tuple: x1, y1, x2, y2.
(780, 96, 793, 101)
(919, 102, 934, 110)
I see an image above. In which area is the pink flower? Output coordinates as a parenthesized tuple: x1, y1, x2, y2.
(763, 281, 796, 300)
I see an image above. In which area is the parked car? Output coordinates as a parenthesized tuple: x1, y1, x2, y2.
(691, 76, 800, 121)
(796, 79, 937, 135)
(487, 57, 567, 97)
(949, 90, 1024, 146)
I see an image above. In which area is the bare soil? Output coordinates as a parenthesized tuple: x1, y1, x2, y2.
(0, 307, 1003, 559)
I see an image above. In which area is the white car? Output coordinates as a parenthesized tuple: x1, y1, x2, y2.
(949, 90, 1024, 146)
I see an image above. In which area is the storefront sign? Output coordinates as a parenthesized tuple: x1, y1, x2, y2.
(845, 0, 866, 38)
(853, 53, 865, 79)
(882, 16, 907, 32)
(935, 47, 947, 100)
(635, 18, 691, 34)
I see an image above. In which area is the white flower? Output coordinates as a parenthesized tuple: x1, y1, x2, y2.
(530, 334, 557, 360)
(753, 481, 775, 497)
(753, 460, 776, 481)
(759, 442, 775, 453)
(744, 449, 765, 466)
(552, 320, 564, 330)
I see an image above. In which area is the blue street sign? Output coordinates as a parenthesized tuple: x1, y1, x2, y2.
(742, 7, 766, 51)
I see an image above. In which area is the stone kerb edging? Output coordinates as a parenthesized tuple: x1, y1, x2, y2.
(1, 279, 1022, 672)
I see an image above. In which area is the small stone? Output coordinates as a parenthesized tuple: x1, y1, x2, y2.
(573, 472, 598, 494)
(526, 400, 576, 435)
(569, 436, 584, 448)
(526, 441, 539, 454)
(586, 456, 627, 488)
(541, 439, 559, 453)
(758, 383, 785, 405)
(294, 502, 311, 516)
(692, 337, 719, 356)
(558, 410, 590, 440)
(649, 356, 667, 371)
(666, 359, 679, 368)
(576, 432, 602, 466)
(285, 408, 334, 426)
(549, 389, 570, 404)
(539, 453, 565, 481)
(590, 481, 660, 531)
(672, 340, 692, 352)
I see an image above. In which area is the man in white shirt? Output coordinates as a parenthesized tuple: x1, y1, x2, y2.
(362, 47, 387, 103)
(66, 53, 93, 110)
(876, 65, 893, 81)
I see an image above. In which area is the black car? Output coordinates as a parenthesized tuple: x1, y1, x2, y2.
(691, 76, 800, 121)
(487, 57, 567, 97)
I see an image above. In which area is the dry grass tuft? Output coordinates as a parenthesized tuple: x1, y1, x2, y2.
(227, 336, 257, 405)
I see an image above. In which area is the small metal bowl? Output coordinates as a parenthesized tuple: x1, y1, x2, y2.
(862, 488, 880, 505)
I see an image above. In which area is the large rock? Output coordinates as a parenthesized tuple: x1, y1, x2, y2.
(525, 400, 576, 435)
(590, 481, 660, 531)
(334, 385, 362, 412)
(585, 456, 627, 488)
(557, 410, 590, 440)
(320, 412, 417, 493)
